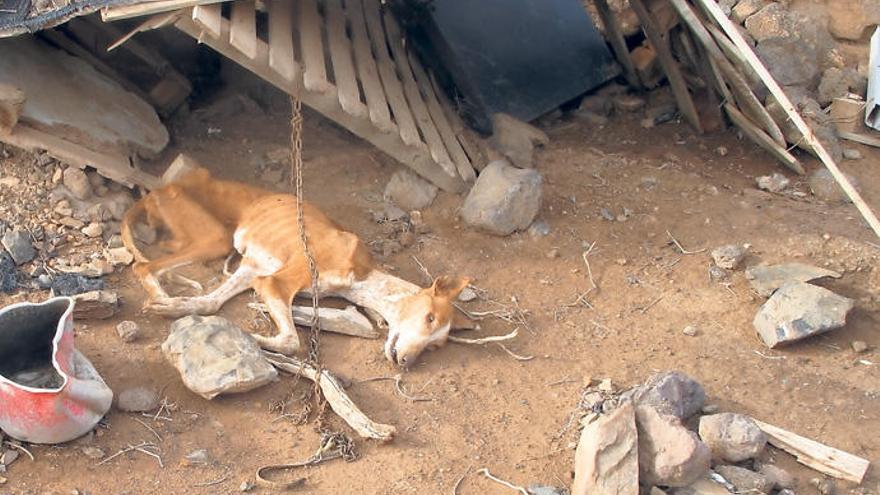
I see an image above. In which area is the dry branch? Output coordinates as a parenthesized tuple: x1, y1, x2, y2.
(263, 351, 396, 441)
(448, 328, 519, 345)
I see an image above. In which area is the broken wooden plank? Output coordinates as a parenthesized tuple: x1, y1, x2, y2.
(723, 102, 803, 175)
(192, 3, 222, 40)
(3, 124, 161, 189)
(298, 0, 332, 93)
(266, 0, 300, 87)
(229, 0, 258, 60)
(102, 0, 227, 21)
(696, 0, 880, 239)
(754, 420, 869, 484)
(107, 11, 182, 52)
(264, 351, 396, 441)
(362, 0, 421, 147)
(838, 130, 880, 148)
(593, 0, 640, 88)
(407, 50, 476, 182)
(325, 0, 368, 118)
(428, 71, 488, 171)
(382, 10, 458, 178)
(630, 0, 703, 133)
(248, 302, 379, 339)
(347, 0, 394, 133)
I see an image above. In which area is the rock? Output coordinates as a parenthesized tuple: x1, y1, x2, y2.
(63, 168, 92, 200)
(621, 371, 706, 420)
(708, 265, 728, 283)
(48, 273, 104, 296)
(758, 464, 795, 490)
(528, 219, 551, 237)
(384, 168, 437, 210)
(0, 253, 17, 293)
(579, 94, 614, 117)
(745, 3, 794, 42)
(851, 340, 868, 353)
(0, 450, 18, 467)
(457, 287, 477, 302)
(613, 94, 647, 113)
(817, 67, 867, 107)
(184, 448, 211, 466)
(710, 245, 746, 270)
(116, 387, 160, 412)
(105, 246, 134, 266)
(528, 486, 565, 495)
(162, 315, 278, 399)
(489, 113, 550, 168)
(745, 262, 842, 297)
(572, 401, 639, 495)
(756, 173, 789, 193)
(1, 229, 34, 265)
(811, 477, 837, 495)
(682, 326, 698, 337)
(101, 192, 135, 221)
(843, 148, 862, 160)
(636, 406, 711, 487)
(576, 110, 611, 126)
(86, 203, 112, 222)
(714, 465, 774, 494)
(81, 222, 104, 238)
(240, 481, 256, 492)
(80, 446, 105, 460)
(828, 0, 880, 41)
(460, 160, 543, 236)
(731, 0, 769, 24)
(809, 168, 860, 203)
(72, 290, 119, 320)
(755, 37, 819, 87)
(698, 413, 767, 462)
(754, 282, 854, 348)
(668, 476, 730, 495)
(116, 320, 140, 343)
(766, 92, 842, 162)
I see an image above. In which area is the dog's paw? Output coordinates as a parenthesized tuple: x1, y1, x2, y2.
(252, 334, 301, 355)
(143, 297, 196, 318)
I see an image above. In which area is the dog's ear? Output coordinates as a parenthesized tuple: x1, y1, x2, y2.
(430, 276, 470, 299)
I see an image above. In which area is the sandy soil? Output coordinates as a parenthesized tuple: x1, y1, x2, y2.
(1, 82, 879, 495)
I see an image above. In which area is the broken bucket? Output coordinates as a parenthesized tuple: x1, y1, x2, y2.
(0, 297, 113, 444)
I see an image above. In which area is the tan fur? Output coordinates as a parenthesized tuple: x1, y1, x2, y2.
(122, 168, 468, 364)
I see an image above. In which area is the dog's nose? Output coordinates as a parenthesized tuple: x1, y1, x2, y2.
(390, 346, 398, 364)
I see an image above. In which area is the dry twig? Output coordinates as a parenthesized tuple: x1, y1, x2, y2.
(132, 417, 163, 442)
(3, 441, 34, 461)
(97, 441, 163, 468)
(448, 328, 519, 345)
(666, 229, 707, 255)
(496, 343, 534, 361)
(477, 468, 529, 495)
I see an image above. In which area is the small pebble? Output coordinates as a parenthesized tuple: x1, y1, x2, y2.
(715, 146, 729, 156)
(546, 248, 560, 259)
(683, 325, 698, 337)
(80, 446, 106, 460)
(240, 481, 255, 492)
(457, 287, 477, 302)
(701, 404, 720, 414)
(185, 449, 211, 466)
(843, 148, 862, 160)
(811, 477, 836, 495)
(116, 320, 140, 343)
(851, 340, 868, 353)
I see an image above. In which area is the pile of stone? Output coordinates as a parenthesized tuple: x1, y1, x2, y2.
(571, 371, 858, 494)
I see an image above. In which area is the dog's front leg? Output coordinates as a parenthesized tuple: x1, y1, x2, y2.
(145, 263, 258, 317)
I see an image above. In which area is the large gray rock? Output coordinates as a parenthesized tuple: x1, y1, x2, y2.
(572, 401, 639, 495)
(809, 168, 860, 204)
(755, 38, 819, 87)
(745, 262, 842, 297)
(622, 371, 706, 420)
(383, 168, 437, 211)
(698, 413, 767, 462)
(1, 229, 34, 265)
(489, 113, 549, 169)
(817, 67, 868, 107)
(636, 406, 711, 488)
(162, 315, 278, 399)
(745, 3, 794, 42)
(714, 465, 774, 494)
(460, 160, 543, 236)
(754, 282, 854, 348)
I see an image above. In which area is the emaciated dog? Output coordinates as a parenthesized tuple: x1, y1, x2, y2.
(121, 167, 469, 366)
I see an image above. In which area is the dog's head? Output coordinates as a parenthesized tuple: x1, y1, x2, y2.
(384, 275, 469, 367)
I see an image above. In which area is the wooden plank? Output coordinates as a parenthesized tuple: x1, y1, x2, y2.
(298, 0, 332, 93)
(382, 10, 457, 178)
(362, 0, 421, 146)
(680, 30, 726, 131)
(724, 103, 803, 175)
(705, 22, 761, 90)
(630, 0, 703, 134)
(175, 14, 463, 192)
(192, 3, 222, 40)
(2, 124, 160, 189)
(102, 0, 227, 21)
(325, 0, 367, 118)
(408, 50, 475, 182)
(229, 0, 258, 60)
(667, 0, 784, 147)
(347, 0, 394, 133)
(593, 0, 640, 88)
(696, 0, 880, 239)
(754, 420, 869, 484)
(266, 0, 300, 86)
(428, 71, 488, 171)
(107, 11, 181, 51)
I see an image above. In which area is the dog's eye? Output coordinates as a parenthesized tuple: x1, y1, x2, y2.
(426, 313, 435, 323)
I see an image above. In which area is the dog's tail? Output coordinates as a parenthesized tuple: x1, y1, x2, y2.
(121, 197, 150, 263)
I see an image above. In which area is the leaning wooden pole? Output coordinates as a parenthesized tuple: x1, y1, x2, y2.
(693, 0, 880, 239)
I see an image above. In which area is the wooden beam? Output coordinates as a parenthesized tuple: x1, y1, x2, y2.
(629, 0, 703, 133)
(229, 0, 258, 60)
(724, 103, 803, 174)
(695, 0, 880, 239)
(593, 0, 640, 88)
(102, 0, 227, 21)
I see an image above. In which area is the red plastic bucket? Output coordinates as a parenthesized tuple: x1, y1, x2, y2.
(0, 297, 113, 444)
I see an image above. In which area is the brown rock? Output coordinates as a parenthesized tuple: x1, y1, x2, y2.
(714, 465, 774, 494)
(636, 406, 711, 487)
(72, 290, 118, 320)
(572, 402, 639, 495)
(698, 413, 767, 462)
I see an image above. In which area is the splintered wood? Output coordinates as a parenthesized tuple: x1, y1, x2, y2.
(169, 0, 479, 192)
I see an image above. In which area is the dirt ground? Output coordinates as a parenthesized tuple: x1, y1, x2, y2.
(1, 77, 879, 495)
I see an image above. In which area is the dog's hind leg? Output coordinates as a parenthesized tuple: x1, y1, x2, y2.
(248, 269, 309, 354)
(145, 260, 258, 317)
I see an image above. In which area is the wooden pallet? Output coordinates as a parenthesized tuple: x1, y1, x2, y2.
(173, 0, 477, 192)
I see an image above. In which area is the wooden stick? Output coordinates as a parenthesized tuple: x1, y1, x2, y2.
(448, 328, 519, 345)
(264, 352, 396, 441)
(629, 0, 703, 133)
(695, 0, 880, 239)
(724, 103, 803, 174)
(593, 0, 641, 88)
(248, 303, 379, 339)
(754, 420, 869, 484)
